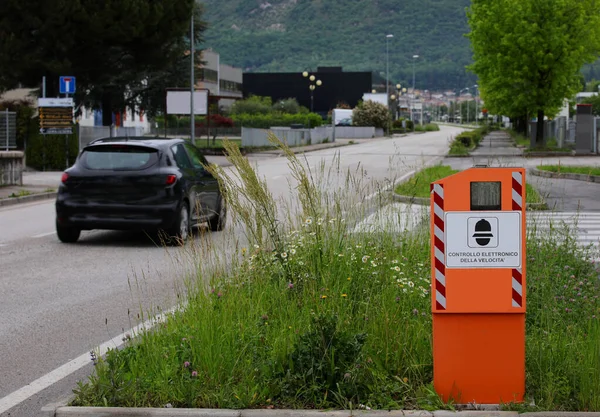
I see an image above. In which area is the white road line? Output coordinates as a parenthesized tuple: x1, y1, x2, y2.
(31, 231, 56, 238)
(0, 306, 179, 415)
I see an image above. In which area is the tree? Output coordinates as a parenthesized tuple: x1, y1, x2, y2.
(352, 100, 390, 129)
(581, 95, 600, 116)
(467, 0, 600, 144)
(0, 0, 205, 124)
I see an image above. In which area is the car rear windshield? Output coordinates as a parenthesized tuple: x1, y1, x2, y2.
(81, 145, 159, 170)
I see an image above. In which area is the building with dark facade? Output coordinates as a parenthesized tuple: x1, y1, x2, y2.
(243, 67, 386, 116)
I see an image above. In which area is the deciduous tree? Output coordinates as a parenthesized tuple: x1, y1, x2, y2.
(0, 0, 205, 124)
(467, 0, 600, 143)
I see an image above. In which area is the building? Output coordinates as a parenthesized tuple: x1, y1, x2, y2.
(243, 67, 380, 116)
(77, 49, 243, 128)
(195, 49, 243, 111)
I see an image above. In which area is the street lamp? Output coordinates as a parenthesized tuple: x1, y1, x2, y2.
(459, 87, 469, 124)
(385, 34, 394, 135)
(473, 84, 479, 125)
(412, 55, 419, 93)
(303, 71, 322, 113)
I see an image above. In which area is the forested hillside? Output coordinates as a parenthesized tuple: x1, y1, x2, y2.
(198, 0, 475, 90)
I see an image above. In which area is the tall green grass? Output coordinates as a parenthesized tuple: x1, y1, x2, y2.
(71, 135, 600, 411)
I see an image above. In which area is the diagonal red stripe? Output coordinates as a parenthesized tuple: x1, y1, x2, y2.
(512, 177, 523, 195)
(512, 289, 522, 306)
(434, 236, 445, 253)
(435, 258, 445, 275)
(434, 192, 444, 210)
(436, 279, 446, 297)
(512, 269, 522, 284)
(436, 301, 446, 310)
(434, 214, 445, 232)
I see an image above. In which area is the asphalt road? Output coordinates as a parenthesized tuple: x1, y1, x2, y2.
(0, 127, 460, 416)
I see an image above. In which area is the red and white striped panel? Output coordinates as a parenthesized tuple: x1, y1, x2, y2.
(512, 268, 523, 307)
(512, 171, 523, 211)
(432, 184, 446, 310)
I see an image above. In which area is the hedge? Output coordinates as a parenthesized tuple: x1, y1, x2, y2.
(231, 113, 323, 128)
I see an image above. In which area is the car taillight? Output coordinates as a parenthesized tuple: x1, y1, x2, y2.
(61, 172, 69, 183)
(165, 174, 177, 185)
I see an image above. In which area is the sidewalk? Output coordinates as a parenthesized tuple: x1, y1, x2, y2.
(445, 131, 600, 212)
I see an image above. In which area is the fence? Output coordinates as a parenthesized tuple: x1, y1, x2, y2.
(0, 110, 17, 150)
(78, 125, 146, 151)
(148, 126, 242, 139)
(242, 126, 334, 148)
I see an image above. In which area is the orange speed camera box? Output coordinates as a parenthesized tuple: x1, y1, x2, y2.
(430, 167, 526, 405)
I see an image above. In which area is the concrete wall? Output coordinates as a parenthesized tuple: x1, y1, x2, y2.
(0, 151, 23, 185)
(334, 126, 382, 139)
(242, 126, 334, 148)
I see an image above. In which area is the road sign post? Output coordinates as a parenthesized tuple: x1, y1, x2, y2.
(59, 76, 76, 95)
(430, 167, 527, 405)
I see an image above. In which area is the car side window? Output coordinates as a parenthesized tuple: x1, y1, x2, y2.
(183, 143, 209, 171)
(171, 144, 193, 170)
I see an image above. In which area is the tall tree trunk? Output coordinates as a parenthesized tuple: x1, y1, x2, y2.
(535, 109, 544, 146)
(101, 93, 113, 127)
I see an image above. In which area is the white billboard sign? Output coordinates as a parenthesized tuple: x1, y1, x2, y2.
(362, 93, 388, 108)
(166, 90, 208, 115)
(38, 98, 74, 107)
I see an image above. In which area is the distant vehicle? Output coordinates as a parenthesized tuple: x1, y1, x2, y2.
(55, 137, 226, 244)
(336, 118, 352, 126)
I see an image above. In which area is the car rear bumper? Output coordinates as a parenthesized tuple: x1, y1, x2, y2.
(56, 197, 180, 231)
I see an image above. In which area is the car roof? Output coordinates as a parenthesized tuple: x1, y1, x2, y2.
(86, 136, 186, 149)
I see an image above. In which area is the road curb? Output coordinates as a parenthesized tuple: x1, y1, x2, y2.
(530, 167, 600, 183)
(44, 406, 600, 417)
(524, 152, 573, 158)
(42, 406, 531, 417)
(0, 191, 56, 207)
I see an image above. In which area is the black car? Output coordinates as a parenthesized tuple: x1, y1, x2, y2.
(55, 137, 226, 243)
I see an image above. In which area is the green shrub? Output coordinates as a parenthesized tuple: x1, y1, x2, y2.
(352, 100, 390, 129)
(393, 118, 414, 130)
(230, 95, 272, 115)
(272, 98, 301, 114)
(424, 123, 440, 131)
(231, 113, 323, 128)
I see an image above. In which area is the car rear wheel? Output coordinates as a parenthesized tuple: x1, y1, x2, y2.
(208, 197, 227, 231)
(167, 203, 190, 245)
(56, 222, 81, 243)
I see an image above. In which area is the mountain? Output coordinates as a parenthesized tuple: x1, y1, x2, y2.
(198, 0, 476, 91)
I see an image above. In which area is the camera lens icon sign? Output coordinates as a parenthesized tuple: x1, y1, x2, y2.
(473, 219, 494, 246)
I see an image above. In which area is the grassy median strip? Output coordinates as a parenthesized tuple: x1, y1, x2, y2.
(538, 164, 600, 177)
(71, 143, 599, 412)
(395, 165, 545, 206)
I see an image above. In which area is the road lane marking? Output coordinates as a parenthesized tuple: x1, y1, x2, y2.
(0, 305, 180, 415)
(32, 231, 56, 238)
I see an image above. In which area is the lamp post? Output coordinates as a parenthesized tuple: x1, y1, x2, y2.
(412, 55, 419, 93)
(385, 34, 393, 135)
(473, 84, 479, 125)
(303, 71, 322, 113)
(459, 87, 469, 124)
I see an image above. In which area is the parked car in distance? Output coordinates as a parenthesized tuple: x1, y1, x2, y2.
(55, 137, 226, 244)
(336, 118, 352, 126)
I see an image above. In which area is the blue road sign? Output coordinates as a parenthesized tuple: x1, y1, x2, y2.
(59, 76, 76, 94)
